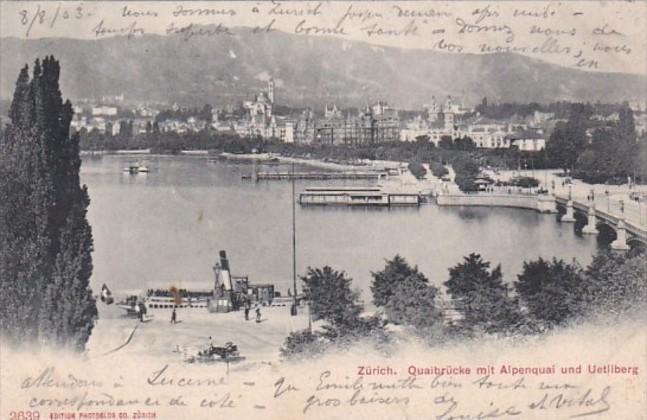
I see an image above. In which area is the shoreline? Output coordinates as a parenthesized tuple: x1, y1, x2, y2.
(81, 149, 411, 177)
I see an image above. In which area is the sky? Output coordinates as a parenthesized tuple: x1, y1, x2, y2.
(0, 1, 646, 75)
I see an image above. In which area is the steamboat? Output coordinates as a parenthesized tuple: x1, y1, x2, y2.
(117, 251, 295, 317)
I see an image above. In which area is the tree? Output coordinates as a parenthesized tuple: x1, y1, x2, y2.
(546, 104, 589, 172)
(199, 104, 213, 123)
(580, 252, 647, 315)
(429, 160, 449, 178)
(301, 266, 363, 329)
(383, 274, 443, 335)
(452, 154, 480, 192)
(285, 266, 388, 357)
(454, 136, 475, 151)
(439, 135, 453, 149)
(0, 56, 97, 350)
(444, 254, 520, 334)
(371, 256, 442, 334)
(617, 105, 635, 141)
(372, 255, 423, 306)
(514, 258, 584, 327)
(407, 160, 427, 179)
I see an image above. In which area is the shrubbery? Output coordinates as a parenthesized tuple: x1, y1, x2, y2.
(510, 176, 540, 188)
(429, 161, 449, 178)
(281, 249, 646, 358)
(407, 160, 427, 179)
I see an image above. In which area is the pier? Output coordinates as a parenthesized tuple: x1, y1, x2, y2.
(299, 187, 420, 206)
(245, 171, 387, 181)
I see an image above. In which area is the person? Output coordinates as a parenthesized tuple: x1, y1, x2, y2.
(137, 302, 146, 322)
(255, 307, 261, 323)
(244, 301, 250, 321)
(170, 307, 177, 324)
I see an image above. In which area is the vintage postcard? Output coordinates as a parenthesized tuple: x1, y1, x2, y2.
(1, 1, 646, 419)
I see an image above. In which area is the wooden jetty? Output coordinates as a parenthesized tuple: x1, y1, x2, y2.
(246, 171, 387, 181)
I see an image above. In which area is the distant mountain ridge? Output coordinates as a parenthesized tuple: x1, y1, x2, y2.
(1, 28, 645, 109)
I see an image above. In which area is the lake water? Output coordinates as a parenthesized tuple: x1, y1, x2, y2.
(82, 155, 599, 301)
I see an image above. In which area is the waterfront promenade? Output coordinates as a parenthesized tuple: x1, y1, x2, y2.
(443, 169, 647, 249)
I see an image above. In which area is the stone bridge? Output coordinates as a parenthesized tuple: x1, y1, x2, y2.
(555, 195, 647, 251)
(435, 192, 647, 251)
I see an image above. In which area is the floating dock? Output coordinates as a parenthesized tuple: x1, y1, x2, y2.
(246, 171, 387, 181)
(299, 187, 420, 206)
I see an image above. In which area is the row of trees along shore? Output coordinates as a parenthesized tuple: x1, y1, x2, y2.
(281, 250, 646, 359)
(0, 57, 96, 351)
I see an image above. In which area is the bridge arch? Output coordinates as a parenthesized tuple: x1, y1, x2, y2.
(596, 223, 617, 248)
(627, 236, 647, 246)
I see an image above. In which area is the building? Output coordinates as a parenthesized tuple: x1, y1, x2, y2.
(506, 128, 546, 151)
(242, 78, 276, 139)
(92, 106, 118, 117)
(277, 119, 295, 143)
(312, 102, 400, 146)
(294, 109, 316, 144)
(400, 110, 548, 151)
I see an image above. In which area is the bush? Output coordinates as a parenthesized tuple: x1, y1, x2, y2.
(511, 176, 540, 188)
(408, 160, 427, 179)
(280, 329, 325, 360)
(580, 252, 647, 316)
(514, 258, 584, 327)
(429, 161, 449, 178)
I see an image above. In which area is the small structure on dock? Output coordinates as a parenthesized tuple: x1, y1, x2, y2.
(299, 187, 420, 207)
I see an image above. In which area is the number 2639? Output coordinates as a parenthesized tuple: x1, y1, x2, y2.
(10, 411, 40, 420)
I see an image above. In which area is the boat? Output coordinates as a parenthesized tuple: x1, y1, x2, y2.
(123, 163, 149, 174)
(259, 157, 281, 165)
(116, 251, 294, 315)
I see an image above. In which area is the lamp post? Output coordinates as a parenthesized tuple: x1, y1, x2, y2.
(605, 190, 610, 212)
(291, 162, 297, 316)
(640, 199, 644, 226)
(620, 199, 624, 217)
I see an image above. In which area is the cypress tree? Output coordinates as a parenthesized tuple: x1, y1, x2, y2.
(0, 56, 97, 351)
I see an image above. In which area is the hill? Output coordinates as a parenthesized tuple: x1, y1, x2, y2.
(1, 29, 645, 108)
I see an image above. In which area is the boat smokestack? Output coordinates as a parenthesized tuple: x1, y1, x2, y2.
(219, 250, 230, 271)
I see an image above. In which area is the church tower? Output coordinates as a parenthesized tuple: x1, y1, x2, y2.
(268, 78, 275, 104)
